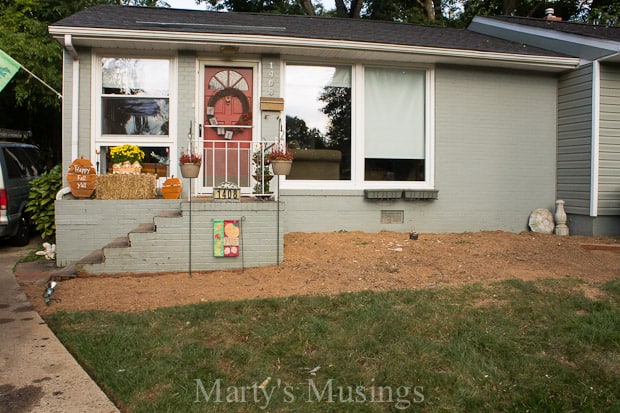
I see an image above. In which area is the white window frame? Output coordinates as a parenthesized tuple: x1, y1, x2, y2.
(281, 61, 435, 191)
(91, 51, 177, 172)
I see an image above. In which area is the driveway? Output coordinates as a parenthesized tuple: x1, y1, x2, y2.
(0, 238, 119, 413)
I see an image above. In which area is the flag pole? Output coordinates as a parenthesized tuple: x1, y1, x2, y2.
(18, 65, 62, 100)
(0, 49, 62, 99)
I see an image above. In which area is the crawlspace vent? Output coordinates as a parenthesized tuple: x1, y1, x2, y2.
(381, 210, 404, 224)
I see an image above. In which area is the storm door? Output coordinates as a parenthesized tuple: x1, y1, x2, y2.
(203, 67, 253, 191)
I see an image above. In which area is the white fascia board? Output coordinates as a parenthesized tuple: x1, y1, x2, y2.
(470, 16, 620, 61)
(49, 26, 580, 70)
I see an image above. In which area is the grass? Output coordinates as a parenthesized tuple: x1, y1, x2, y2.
(15, 248, 44, 264)
(46, 278, 620, 412)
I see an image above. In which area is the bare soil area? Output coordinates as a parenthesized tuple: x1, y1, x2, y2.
(22, 231, 619, 315)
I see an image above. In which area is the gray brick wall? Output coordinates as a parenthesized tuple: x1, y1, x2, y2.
(56, 199, 283, 273)
(282, 65, 559, 234)
(55, 199, 182, 266)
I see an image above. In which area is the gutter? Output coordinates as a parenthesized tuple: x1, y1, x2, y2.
(64, 34, 79, 162)
(49, 26, 581, 71)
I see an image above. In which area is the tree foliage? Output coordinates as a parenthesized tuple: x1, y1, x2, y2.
(0, 0, 167, 164)
(199, 0, 619, 26)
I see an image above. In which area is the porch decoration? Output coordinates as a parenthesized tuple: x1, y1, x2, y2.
(213, 219, 241, 257)
(268, 145, 294, 176)
(66, 157, 97, 198)
(554, 199, 569, 236)
(110, 144, 144, 174)
(252, 147, 273, 196)
(205, 87, 251, 138)
(161, 176, 182, 199)
(96, 173, 156, 200)
(213, 182, 240, 201)
(528, 208, 554, 234)
(179, 148, 202, 178)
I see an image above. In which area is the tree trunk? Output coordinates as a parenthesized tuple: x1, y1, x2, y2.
(502, 0, 518, 15)
(298, 0, 316, 16)
(416, 0, 436, 21)
(334, 0, 348, 17)
(349, 0, 363, 18)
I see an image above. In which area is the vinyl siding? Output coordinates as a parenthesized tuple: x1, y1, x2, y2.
(557, 64, 592, 215)
(598, 63, 620, 215)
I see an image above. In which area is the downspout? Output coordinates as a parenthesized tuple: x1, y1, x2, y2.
(64, 34, 79, 161)
(590, 61, 600, 217)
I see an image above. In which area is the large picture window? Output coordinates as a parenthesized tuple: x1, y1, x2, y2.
(284, 62, 431, 188)
(285, 64, 351, 180)
(364, 67, 425, 182)
(101, 58, 169, 136)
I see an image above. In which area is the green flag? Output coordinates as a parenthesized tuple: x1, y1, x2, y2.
(0, 49, 21, 93)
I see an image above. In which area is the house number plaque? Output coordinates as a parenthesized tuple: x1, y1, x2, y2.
(213, 182, 240, 201)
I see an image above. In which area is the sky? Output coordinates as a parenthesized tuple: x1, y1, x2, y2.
(166, 0, 336, 12)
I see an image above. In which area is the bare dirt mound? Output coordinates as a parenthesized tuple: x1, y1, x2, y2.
(21, 231, 620, 315)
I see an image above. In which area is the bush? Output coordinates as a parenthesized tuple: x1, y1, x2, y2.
(26, 164, 62, 241)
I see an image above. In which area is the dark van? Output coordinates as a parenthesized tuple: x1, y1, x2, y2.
(0, 142, 43, 246)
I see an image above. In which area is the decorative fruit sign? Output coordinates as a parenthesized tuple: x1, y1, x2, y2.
(213, 219, 240, 257)
(66, 157, 97, 198)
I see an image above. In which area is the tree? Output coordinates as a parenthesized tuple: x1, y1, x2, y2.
(285, 115, 324, 149)
(319, 85, 351, 178)
(0, 0, 167, 164)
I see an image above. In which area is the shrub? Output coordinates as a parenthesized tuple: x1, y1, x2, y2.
(26, 164, 62, 242)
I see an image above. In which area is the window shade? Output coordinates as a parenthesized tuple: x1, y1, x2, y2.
(364, 67, 425, 159)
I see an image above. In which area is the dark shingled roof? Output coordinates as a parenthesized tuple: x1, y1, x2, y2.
(488, 15, 620, 42)
(51, 5, 569, 58)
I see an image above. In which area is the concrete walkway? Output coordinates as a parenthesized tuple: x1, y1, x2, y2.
(0, 240, 119, 413)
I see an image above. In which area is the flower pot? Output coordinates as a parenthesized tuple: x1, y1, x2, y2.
(180, 163, 201, 178)
(113, 161, 142, 175)
(271, 160, 292, 175)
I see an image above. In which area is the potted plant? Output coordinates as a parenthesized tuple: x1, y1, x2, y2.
(179, 148, 202, 178)
(267, 144, 294, 175)
(252, 148, 273, 196)
(110, 144, 144, 174)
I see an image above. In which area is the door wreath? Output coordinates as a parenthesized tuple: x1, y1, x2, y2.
(206, 87, 252, 139)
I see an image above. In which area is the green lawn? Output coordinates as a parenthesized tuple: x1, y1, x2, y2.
(46, 278, 620, 412)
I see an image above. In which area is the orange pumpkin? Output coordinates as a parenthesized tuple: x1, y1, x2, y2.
(66, 157, 97, 198)
(161, 176, 182, 199)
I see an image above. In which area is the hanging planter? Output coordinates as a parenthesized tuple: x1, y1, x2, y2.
(180, 163, 201, 178)
(179, 149, 202, 179)
(267, 144, 294, 176)
(270, 160, 292, 176)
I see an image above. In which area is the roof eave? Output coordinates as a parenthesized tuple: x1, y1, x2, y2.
(49, 25, 580, 72)
(469, 16, 620, 62)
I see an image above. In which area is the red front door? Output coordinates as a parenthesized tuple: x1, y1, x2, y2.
(203, 67, 253, 189)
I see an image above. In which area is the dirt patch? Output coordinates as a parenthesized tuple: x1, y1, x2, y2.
(20, 231, 620, 315)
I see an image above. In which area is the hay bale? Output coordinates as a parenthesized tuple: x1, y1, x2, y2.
(96, 174, 157, 200)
